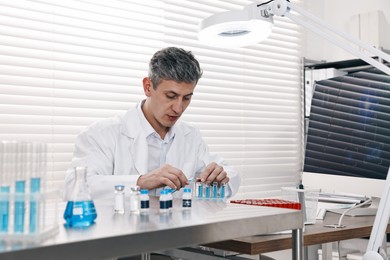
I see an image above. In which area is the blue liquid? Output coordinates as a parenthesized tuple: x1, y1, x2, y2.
(212, 184, 218, 199)
(14, 180, 26, 233)
(63, 200, 97, 228)
(220, 185, 225, 199)
(30, 178, 41, 233)
(0, 186, 10, 233)
(205, 185, 211, 199)
(197, 184, 203, 198)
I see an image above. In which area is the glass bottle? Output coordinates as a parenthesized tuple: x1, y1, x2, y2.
(140, 189, 149, 213)
(129, 186, 140, 214)
(159, 190, 169, 214)
(114, 185, 125, 214)
(63, 166, 97, 228)
(182, 187, 192, 209)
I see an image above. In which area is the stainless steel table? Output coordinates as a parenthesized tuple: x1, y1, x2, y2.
(0, 198, 303, 260)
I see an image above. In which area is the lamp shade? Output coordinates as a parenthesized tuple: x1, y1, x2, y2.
(198, 4, 273, 48)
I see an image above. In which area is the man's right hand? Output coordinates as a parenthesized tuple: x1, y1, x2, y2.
(136, 164, 189, 191)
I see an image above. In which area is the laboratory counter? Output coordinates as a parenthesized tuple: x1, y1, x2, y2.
(0, 197, 303, 260)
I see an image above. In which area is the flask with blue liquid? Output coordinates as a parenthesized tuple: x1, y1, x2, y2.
(63, 166, 97, 228)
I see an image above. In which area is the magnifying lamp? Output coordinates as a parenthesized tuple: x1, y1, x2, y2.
(198, 0, 390, 76)
(198, 1, 390, 259)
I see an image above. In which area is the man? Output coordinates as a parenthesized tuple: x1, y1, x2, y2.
(65, 47, 240, 200)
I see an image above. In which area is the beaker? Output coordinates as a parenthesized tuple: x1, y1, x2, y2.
(63, 166, 97, 228)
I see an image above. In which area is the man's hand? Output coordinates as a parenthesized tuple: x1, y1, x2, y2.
(136, 164, 189, 190)
(199, 162, 229, 185)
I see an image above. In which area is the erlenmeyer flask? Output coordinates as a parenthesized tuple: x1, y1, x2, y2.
(63, 166, 97, 228)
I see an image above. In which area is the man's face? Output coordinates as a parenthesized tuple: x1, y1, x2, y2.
(142, 77, 196, 136)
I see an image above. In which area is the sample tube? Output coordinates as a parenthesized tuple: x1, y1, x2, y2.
(29, 142, 45, 233)
(114, 185, 125, 214)
(197, 181, 203, 199)
(129, 186, 140, 214)
(205, 183, 211, 199)
(159, 190, 169, 214)
(14, 142, 27, 233)
(219, 183, 226, 199)
(140, 189, 149, 214)
(212, 182, 218, 199)
(0, 141, 17, 233)
(182, 188, 192, 209)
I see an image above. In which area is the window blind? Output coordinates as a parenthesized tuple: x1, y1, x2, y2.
(0, 0, 304, 199)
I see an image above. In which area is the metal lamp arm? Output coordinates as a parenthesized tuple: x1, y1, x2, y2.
(263, 0, 390, 76)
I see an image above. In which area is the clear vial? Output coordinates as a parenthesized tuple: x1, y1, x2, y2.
(197, 182, 203, 199)
(212, 182, 218, 199)
(205, 183, 211, 199)
(182, 188, 192, 209)
(140, 189, 149, 213)
(220, 183, 226, 199)
(166, 188, 173, 210)
(114, 185, 125, 214)
(159, 190, 169, 214)
(129, 186, 140, 214)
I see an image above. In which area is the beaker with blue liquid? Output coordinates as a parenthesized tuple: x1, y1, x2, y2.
(63, 166, 97, 228)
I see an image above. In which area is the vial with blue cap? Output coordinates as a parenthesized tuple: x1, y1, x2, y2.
(140, 189, 149, 213)
(159, 190, 169, 214)
(182, 188, 192, 209)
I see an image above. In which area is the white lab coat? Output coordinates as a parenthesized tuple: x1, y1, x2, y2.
(65, 103, 241, 200)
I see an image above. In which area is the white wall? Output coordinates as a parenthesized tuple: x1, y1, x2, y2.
(304, 0, 390, 62)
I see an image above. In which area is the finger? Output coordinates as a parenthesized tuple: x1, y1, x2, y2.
(167, 166, 189, 188)
(220, 176, 229, 185)
(160, 174, 179, 190)
(205, 165, 224, 184)
(199, 162, 216, 182)
(214, 170, 228, 183)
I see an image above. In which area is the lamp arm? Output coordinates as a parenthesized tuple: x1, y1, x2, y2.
(265, 0, 390, 75)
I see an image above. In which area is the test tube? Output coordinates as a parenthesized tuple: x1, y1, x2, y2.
(30, 142, 45, 233)
(14, 142, 27, 233)
(212, 182, 218, 199)
(205, 183, 211, 199)
(197, 181, 203, 199)
(219, 183, 226, 199)
(0, 141, 17, 233)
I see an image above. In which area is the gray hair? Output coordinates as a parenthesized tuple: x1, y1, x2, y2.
(148, 47, 203, 89)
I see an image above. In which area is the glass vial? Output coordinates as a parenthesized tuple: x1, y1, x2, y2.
(0, 141, 18, 233)
(205, 183, 211, 199)
(159, 190, 169, 213)
(166, 188, 173, 210)
(63, 166, 97, 228)
(212, 182, 218, 199)
(182, 188, 192, 209)
(30, 142, 46, 233)
(129, 186, 140, 214)
(114, 185, 125, 214)
(219, 183, 226, 199)
(140, 189, 149, 213)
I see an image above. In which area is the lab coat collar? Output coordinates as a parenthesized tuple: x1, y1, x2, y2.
(119, 102, 192, 176)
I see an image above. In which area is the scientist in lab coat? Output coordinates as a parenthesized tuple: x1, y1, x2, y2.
(65, 47, 240, 200)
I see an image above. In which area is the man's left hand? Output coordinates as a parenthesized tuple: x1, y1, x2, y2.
(199, 162, 229, 185)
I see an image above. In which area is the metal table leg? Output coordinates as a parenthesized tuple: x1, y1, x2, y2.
(292, 228, 303, 260)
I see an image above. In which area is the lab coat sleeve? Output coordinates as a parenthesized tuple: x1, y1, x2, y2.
(64, 120, 139, 201)
(195, 130, 241, 198)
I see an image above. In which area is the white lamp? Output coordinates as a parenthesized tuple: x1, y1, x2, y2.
(198, 0, 390, 76)
(198, 1, 390, 259)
